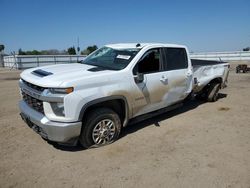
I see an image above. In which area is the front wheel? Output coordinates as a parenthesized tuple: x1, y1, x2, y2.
(79, 108, 121, 148)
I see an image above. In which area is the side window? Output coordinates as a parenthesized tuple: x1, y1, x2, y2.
(164, 48, 188, 71)
(133, 48, 161, 74)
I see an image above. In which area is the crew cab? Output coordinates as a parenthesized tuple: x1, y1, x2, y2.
(19, 43, 229, 148)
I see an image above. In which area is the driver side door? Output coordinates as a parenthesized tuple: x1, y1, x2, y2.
(131, 48, 170, 117)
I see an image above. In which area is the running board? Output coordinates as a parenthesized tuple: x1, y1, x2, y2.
(128, 103, 183, 125)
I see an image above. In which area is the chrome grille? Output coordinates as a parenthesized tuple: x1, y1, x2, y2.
(22, 79, 46, 92)
(22, 91, 44, 114)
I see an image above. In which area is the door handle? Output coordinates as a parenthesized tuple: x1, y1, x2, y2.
(160, 75, 168, 83)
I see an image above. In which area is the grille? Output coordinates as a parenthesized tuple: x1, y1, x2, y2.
(22, 91, 44, 114)
(22, 79, 46, 92)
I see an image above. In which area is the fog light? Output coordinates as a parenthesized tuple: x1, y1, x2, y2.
(51, 102, 65, 116)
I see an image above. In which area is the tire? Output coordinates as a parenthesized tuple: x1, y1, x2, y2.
(79, 108, 121, 148)
(183, 91, 194, 102)
(207, 83, 220, 102)
(195, 93, 207, 101)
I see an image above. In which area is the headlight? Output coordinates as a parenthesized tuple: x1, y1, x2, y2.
(49, 87, 74, 94)
(51, 102, 65, 116)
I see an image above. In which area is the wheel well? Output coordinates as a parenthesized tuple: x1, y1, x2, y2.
(210, 77, 222, 84)
(81, 99, 127, 126)
(208, 77, 222, 87)
(198, 77, 223, 96)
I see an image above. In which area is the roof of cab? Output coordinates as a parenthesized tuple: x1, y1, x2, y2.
(105, 43, 186, 49)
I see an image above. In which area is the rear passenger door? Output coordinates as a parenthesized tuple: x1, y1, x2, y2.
(162, 48, 191, 106)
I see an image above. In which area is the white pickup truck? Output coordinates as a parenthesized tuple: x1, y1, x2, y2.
(19, 43, 229, 148)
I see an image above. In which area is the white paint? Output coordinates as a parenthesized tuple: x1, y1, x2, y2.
(116, 55, 131, 60)
(18, 43, 230, 144)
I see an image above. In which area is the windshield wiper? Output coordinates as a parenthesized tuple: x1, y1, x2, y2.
(83, 62, 119, 71)
(77, 60, 83, 63)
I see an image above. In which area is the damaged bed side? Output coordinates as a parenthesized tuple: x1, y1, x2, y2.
(191, 59, 230, 102)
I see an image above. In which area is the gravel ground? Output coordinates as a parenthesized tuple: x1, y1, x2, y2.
(0, 65, 249, 188)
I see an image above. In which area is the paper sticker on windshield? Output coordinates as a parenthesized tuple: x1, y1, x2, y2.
(116, 55, 131, 60)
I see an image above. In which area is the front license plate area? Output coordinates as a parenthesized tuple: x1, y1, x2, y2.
(20, 113, 48, 139)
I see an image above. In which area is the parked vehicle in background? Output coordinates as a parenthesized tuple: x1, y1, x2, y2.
(236, 64, 250, 73)
(18, 43, 230, 148)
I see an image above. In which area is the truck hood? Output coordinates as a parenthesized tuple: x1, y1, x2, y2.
(20, 63, 114, 87)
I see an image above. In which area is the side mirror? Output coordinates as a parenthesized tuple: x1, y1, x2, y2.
(134, 72, 144, 83)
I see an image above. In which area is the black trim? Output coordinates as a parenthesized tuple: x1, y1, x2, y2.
(163, 47, 189, 71)
(129, 102, 183, 125)
(78, 96, 130, 127)
(32, 69, 53, 77)
(87, 67, 108, 72)
(191, 59, 227, 66)
(21, 79, 46, 92)
(132, 48, 165, 75)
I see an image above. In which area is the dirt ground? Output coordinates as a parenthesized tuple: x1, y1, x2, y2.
(0, 63, 249, 188)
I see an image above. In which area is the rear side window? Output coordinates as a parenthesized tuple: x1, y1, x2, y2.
(164, 48, 188, 70)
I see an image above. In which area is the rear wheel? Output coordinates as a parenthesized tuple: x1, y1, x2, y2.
(207, 83, 220, 102)
(79, 108, 121, 148)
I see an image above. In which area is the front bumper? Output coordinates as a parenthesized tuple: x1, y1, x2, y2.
(19, 101, 82, 145)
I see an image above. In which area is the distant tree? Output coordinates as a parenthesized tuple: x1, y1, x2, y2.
(243, 47, 250, 51)
(87, 45, 98, 53)
(33, 50, 41, 55)
(81, 45, 98, 55)
(25, 51, 31, 55)
(41, 49, 60, 55)
(0, 44, 4, 52)
(25, 50, 42, 55)
(68, 46, 76, 55)
(80, 49, 89, 55)
(18, 48, 26, 55)
(60, 50, 68, 55)
(18, 48, 68, 55)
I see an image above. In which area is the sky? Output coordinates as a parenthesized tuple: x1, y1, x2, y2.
(1, 0, 250, 54)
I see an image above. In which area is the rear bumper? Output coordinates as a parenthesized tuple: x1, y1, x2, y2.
(19, 101, 82, 145)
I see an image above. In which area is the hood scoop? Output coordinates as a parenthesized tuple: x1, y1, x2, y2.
(32, 69, 53, 77)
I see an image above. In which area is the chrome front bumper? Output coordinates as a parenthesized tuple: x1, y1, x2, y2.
(19, 101, 82, 145)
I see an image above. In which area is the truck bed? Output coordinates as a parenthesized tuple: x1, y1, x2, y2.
(191, 59, 229, 92)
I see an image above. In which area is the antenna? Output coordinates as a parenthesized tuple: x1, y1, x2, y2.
(136, 43, 141, 47)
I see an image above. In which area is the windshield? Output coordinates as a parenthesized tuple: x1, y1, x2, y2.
(81, 47, 140, 70)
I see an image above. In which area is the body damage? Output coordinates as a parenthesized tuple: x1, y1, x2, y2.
(18, 43, 230, 145)
(193, 64, 229, 92)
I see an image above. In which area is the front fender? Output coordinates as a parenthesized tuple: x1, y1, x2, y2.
(78, 95, 130, 127)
